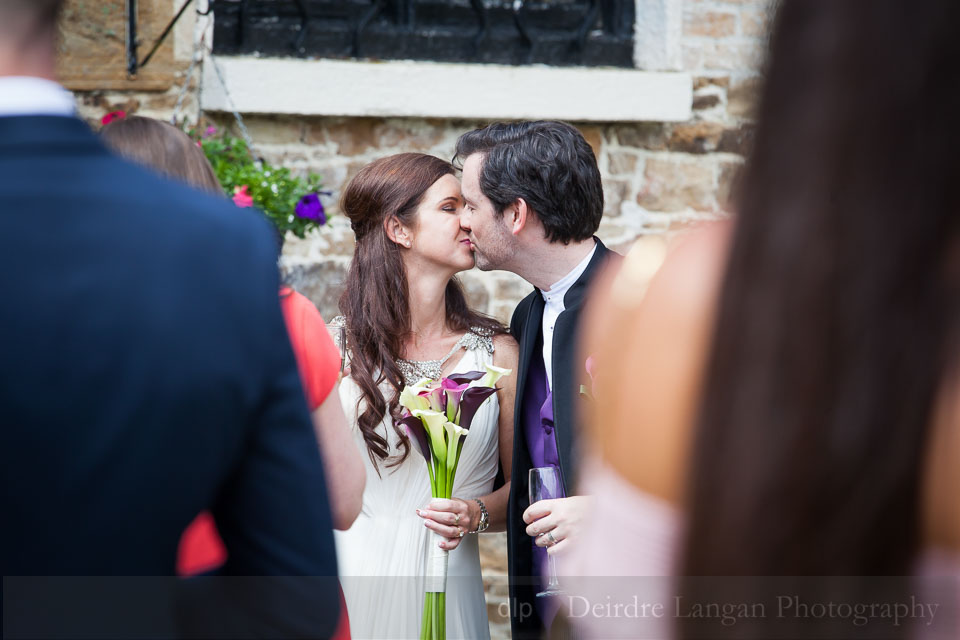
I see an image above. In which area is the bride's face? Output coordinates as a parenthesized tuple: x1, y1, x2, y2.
(407, 174, 475, 273)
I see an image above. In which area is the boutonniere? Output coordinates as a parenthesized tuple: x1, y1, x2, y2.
(579, 355, 597, 401)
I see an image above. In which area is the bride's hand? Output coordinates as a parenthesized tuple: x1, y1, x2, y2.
(417, 498, 476, 550)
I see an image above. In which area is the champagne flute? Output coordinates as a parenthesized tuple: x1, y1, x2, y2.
(325, 323, 345, 377)
(529, 466, 565, 598)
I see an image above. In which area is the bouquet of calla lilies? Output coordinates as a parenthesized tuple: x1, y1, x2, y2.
(398, 364, 511, 640)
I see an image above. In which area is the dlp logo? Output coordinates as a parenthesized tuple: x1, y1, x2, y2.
(498, 598, 534, 622)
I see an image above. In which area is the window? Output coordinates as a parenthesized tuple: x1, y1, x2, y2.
(211, 0, 636, 68)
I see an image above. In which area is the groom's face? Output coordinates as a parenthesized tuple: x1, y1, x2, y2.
(459, 153, 513, 272)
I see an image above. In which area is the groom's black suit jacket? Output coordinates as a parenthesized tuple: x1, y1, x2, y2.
(0, 115, 340, 637)
(506, 239, 618, 639)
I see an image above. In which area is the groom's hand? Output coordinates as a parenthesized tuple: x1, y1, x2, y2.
(417, 498, 476, 550)
(523, 496, 591, 555)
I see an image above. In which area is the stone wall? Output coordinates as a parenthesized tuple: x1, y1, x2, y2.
(70, 0, 774, 325)
(65, 2, 774, 637)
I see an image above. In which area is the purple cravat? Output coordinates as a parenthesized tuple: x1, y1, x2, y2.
(522, 347, 564, 613)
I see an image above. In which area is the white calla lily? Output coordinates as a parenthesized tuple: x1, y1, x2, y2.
(412, 409, 448, 465)
(478, 364, 512, 388)
(399, 385, 431, 413)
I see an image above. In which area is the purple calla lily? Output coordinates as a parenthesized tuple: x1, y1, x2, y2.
(399, 415, 430, 462)
(445, 370, 486, 385)
(440, 378, 469, 422)
(457, 386, 498, 431)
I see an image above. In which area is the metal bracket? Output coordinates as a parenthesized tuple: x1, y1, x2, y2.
(126, 0, 197, 77)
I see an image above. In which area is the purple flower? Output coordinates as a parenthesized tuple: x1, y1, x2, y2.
(204, 125, 217, 137)
(295, 193, 326, 224)
(440, 378, 469, 422)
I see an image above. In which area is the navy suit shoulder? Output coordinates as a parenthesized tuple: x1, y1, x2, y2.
(0, 116, 338, 637)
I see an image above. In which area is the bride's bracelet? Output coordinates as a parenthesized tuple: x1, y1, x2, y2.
(469, 498, 489, 533)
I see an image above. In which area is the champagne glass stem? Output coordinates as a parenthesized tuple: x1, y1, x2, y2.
(547, 553, 561, 590)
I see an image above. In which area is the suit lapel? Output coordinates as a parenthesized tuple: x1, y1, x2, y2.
(512, 291, 545, 473)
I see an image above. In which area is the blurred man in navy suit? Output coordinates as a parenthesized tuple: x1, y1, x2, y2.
(0, 1, 340, 636)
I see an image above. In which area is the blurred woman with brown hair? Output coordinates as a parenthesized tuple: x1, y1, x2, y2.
(333, 152, 518, 639)
(572, 1, 959, 638)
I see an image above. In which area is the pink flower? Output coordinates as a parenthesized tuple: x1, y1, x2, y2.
(232, 185, 253, 208)
(204, 125, 217, 137)
(101, 110, 126, 125)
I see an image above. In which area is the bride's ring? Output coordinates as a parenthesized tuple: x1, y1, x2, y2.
(454, 513, 460, 524)
(546, 531, 557, 546)
(457, 527, 464, 538)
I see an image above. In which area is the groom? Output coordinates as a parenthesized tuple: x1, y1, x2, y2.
(456, 121, 617, 638)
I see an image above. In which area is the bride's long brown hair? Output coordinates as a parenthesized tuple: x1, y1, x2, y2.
(339, 153, 505, 469)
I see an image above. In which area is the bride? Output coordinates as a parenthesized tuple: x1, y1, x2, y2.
(333, 152, 518, 639)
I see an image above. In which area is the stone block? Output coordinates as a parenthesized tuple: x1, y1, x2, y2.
(140, 90, 181, 112)
(455, 273, 491, 315)
(59, 0, 179, 91)
(374, 119, 446, 151)
(283, 261, 349, 321)
(493, 273, 534, 303)
(608, 151, 639, 175)
(684, 10, 737, 38)
(668, 121, 726, 154)
(693, 76, 730, 90)
(598, 219, 643, 249)
(741, 8, 771, 37)
(683, 43, 706, 71)
(241, 116, 305, 145)
(692, 94, 721, 110)
(636, 158, 715, 212)
(478, 532, 509, 574)
(611, 123, 668, 151)
(706, 43, 765, 72)
(603, 178, 632, 217)
(306, 163, 349, 194)
(311, 117, 379, 156)
(717, 124, 755, 156)
(728, 76, 763, 118)
(575, 125, 604, 159)
(492, 304, 516, 326)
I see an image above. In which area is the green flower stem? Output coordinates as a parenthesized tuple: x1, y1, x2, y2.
(438, 593, 446, 640)
(420, 593, 432, 640)
(426, 452, 436, 492)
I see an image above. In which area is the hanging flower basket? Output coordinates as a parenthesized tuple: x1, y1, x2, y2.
(191, 126, 331, 239)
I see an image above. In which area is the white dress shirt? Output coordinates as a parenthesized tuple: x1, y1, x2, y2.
(0, 76, 75, 117)
(541, 241, 598, 390)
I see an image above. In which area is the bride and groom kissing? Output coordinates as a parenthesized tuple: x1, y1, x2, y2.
(334, 120, 618, 639)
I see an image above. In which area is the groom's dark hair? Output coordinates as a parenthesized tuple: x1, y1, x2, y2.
(453, 121, 603, 244)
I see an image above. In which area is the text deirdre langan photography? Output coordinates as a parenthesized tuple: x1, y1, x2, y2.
(558, 595, 941, 628)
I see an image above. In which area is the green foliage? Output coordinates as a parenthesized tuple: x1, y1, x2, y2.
(194, 129, 328, 239)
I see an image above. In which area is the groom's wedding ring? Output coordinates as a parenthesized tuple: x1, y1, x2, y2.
(546, 531, 557, 546)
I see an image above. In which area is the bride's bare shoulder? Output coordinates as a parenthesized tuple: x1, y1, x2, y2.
(492, 333, 518, 369)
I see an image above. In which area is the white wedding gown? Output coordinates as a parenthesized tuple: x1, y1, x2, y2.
(335, 336, 500, 640)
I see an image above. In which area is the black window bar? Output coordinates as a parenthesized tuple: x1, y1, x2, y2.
(210, 0, 635, 68)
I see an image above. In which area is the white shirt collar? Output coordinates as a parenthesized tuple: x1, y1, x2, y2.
(0, 77, 75, 117)
(540, 241, 598, 308)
